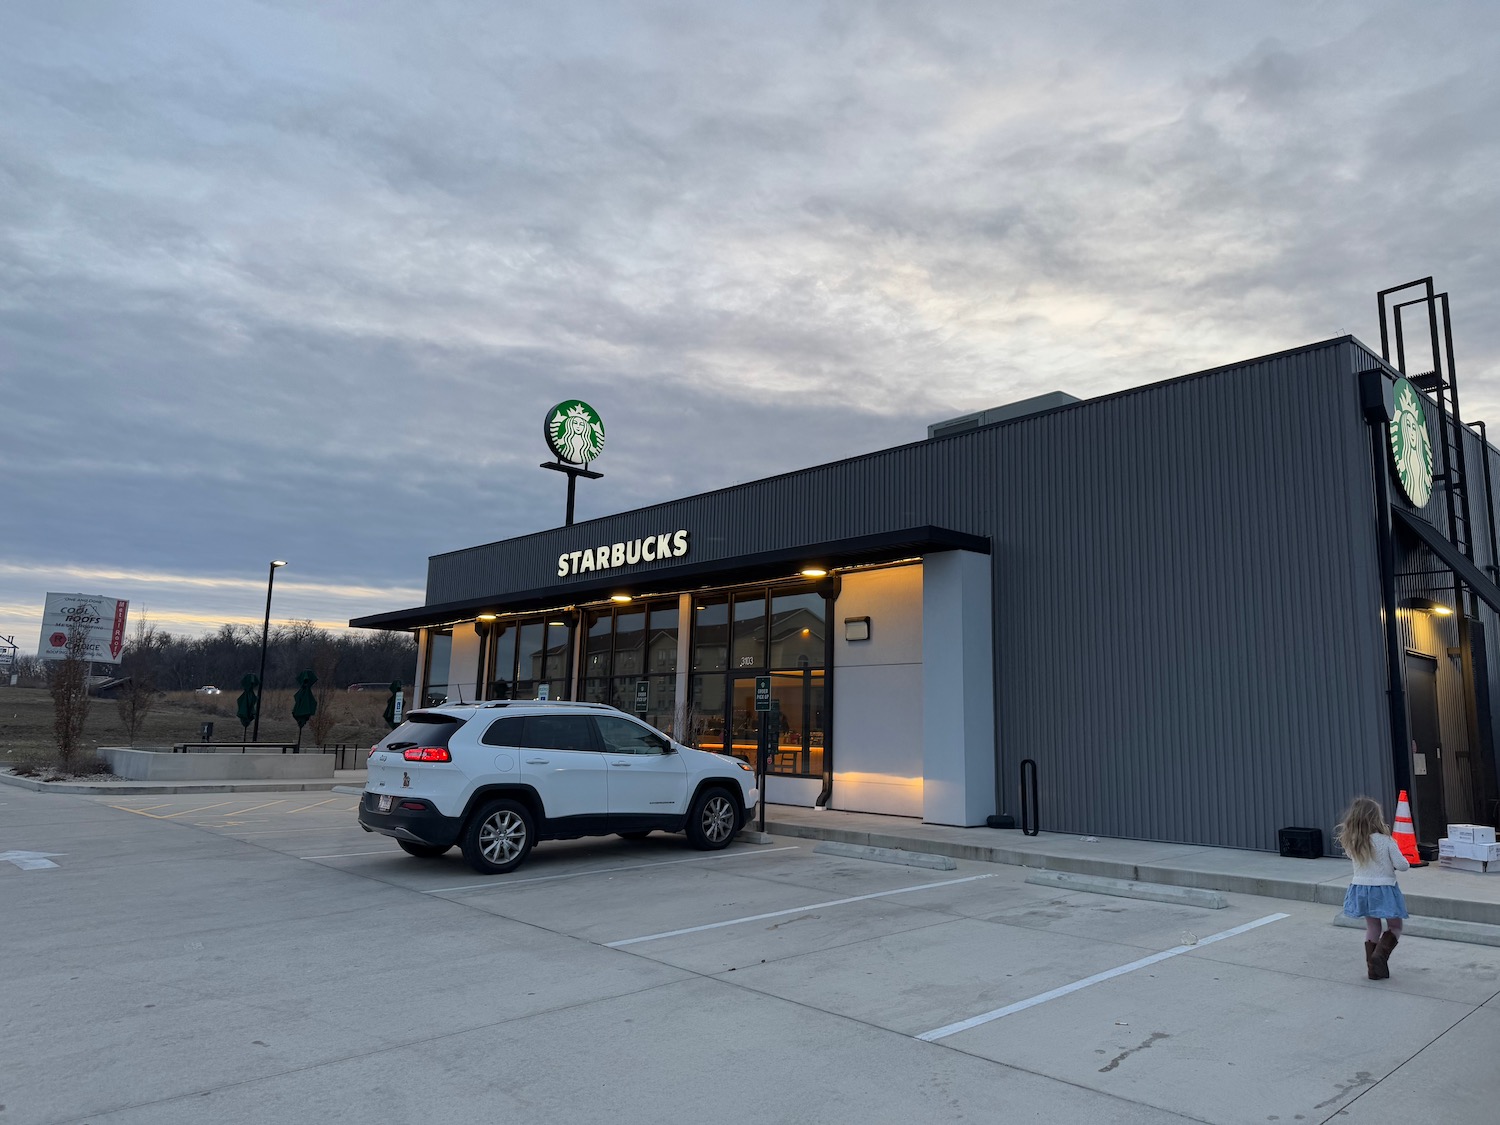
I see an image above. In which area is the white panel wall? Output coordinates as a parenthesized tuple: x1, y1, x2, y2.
(921, 550, 996, 826)
(830, 565, 924, 817)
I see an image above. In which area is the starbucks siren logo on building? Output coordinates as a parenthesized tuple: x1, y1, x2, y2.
(1389, 377, 1434, 507)
(545, 400, 605, 465)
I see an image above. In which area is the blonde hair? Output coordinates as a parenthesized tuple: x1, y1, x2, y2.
(1337, 796, 1389, 865)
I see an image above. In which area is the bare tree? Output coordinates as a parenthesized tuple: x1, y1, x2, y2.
(116, 616, 164, 745)
(48, 623, 91, 771)
(307, 638, 342, 747)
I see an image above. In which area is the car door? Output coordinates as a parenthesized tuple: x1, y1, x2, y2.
(594, 715, 688, 820)
(514, 713, 609, 822)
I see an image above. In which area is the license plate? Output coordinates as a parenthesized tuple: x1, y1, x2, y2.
(377, 794, 392, 812)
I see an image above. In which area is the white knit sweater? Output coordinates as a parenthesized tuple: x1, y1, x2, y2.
(1349, 833, 1410, 886)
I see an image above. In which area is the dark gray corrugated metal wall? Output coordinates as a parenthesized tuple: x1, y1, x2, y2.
(419, 337, 1395, 851)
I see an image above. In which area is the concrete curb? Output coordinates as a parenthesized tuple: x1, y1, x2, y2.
(814, 840, 957, 870)
(1331, 912, 1500, 948)
(1025, 869, 1227, 909)
(331, 785, 365, 796)
(0, 771, 353, 796)
(762, 817, 1500, 927)
(737, 830, 776, 845)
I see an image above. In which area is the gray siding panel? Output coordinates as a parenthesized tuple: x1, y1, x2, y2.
(415, 338, 1396, 851)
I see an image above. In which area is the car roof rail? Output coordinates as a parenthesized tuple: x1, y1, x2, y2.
(474, 699, 620, 711)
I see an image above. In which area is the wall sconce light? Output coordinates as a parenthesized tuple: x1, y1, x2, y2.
(1399, 597, 1453, 616)
(844, 616, 871, 642)
(800, 566, 828, 578)
(475, 613, 498, 637)
(610, 593, 633, 604)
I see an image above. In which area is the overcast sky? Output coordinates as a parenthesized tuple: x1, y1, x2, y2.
(3, 1, 1498, 650)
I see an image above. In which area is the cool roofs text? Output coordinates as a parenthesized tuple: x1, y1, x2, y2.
(557, 530, 690, 578)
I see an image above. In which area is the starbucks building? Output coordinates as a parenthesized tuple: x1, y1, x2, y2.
(353, 307, 1500, 855)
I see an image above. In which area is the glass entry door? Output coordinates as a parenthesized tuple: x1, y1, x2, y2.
(728, 671, 825, 776)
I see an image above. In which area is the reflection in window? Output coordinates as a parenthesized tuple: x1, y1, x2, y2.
(612, 607, 645, 677)
(731, 593, 765, 670)
(693, 599, 727, 672)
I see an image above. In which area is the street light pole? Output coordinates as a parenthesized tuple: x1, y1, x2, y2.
(251, 560, 287, 742)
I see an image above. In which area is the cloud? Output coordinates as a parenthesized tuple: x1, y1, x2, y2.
(3, 0, 1499, 636)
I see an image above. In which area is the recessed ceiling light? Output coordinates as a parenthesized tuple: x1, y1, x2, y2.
(611, 594, 632, 603)
(800, 567, 828, 578)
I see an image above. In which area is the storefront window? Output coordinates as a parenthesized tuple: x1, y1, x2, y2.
(584, 610, 612, 680)
(693, 599, 728, 672)
(423, 628, 452, 706)
(514, 621, 544, 697)
(731, 592, 765, 671)
(648, 601, 678, 674)
(489, 623, 518, 699)
(770, 591, 824, 668)
(612, 607, 645, 677)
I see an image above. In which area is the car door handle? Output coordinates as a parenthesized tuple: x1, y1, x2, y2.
(611, 761, 632, 767)
(525, 757, 549, 764)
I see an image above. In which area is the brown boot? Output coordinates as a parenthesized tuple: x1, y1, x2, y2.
(1370, 931, 1398, 979)
(1364, 941, 1379, 980)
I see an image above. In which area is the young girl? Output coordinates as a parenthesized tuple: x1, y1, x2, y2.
(1338, 795, 1410, 980)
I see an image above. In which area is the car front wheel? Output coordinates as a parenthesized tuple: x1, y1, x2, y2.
(686, 787, 738, 850)
(397, 840, 451, 858)
(461, 798, 535, 874)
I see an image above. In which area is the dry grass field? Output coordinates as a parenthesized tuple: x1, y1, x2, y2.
(0, 686, 398, 776)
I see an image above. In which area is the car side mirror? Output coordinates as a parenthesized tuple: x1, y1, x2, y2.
(660, 740, 677, 754)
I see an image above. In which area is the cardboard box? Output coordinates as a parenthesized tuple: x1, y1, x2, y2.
(1437, 855, 1500, 874)
(1447, 824, 1497, 845)
(1439, 839, 1500, 861)
(1439, 856, 1486, 872)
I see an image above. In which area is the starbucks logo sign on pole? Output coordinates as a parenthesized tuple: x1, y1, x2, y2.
(1388, 377, 1434, 506)
(545, 401, 605, 465)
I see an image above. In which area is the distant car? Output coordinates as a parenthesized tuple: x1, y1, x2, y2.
(358, 700, 758, 874)
(195, 686, 221, 696)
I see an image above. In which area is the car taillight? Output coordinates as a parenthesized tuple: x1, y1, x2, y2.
(368, 746, 379, 759)
(402, 746, 451, 762)
(399, 800, 427, 811)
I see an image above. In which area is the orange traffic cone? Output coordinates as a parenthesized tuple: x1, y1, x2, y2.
(1392, 791, 1426, 866)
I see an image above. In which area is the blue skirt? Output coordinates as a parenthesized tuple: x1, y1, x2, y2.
(1343, 883, 1409, 919)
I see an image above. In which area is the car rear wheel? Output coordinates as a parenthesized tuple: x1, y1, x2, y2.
(686, 787, 738, 850)
(397, 840, 451, 858)
(461, 799, 534, 874)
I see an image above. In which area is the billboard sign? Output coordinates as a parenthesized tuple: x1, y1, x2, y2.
(38, 593, 129, 664)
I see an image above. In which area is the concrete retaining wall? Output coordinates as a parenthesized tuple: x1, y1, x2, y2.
(100, 747, 335, 781)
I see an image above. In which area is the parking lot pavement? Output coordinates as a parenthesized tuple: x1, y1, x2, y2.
(3, 787, 1499, 1124)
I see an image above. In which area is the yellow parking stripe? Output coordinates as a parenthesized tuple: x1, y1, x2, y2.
(285, 797, 342, 814)
(233, 799, 288, 814)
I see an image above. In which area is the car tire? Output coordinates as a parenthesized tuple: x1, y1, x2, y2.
(460, 798, 535, 874)
(397, 840, 451, 858)
(616, 830, 653, 840)
(685, 787, 738, 850)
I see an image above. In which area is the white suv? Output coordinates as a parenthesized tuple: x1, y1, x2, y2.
(358, 700, 758, 874)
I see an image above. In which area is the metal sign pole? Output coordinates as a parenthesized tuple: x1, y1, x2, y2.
(755, 675, 771, 831)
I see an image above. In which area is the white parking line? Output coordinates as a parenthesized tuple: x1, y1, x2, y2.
(605, 873, 998, 948)
(915, 911, 1291, 1042)
(428, 846, 802, 894)
(300, 849, 398, 859)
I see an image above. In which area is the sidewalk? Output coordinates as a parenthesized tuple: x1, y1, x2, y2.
(0, 768, 370, 796)
(761, 805, 1500, 929)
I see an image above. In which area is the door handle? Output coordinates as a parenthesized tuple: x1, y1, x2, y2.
(611, 762, 632, 767)
(525, 758, 548, 764)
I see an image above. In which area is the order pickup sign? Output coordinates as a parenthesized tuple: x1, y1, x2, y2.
(754, 676, 771, 712)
